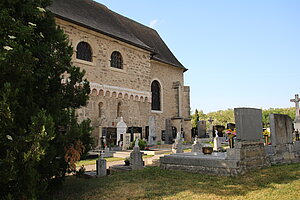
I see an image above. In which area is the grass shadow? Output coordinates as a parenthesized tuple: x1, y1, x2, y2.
(46, 163, 300, 200)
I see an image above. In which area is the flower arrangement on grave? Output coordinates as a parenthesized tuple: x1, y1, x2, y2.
(263, 129, 270, 137)
(226, 129, 236, 138)
(226, 129, 236, 148)
(263, 129, 271, 145)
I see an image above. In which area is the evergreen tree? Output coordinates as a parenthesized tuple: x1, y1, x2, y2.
(0, 0, 93, 198)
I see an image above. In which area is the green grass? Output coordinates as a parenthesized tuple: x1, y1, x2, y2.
(76, 155, 154, 167)
(47, 163, 300, 200)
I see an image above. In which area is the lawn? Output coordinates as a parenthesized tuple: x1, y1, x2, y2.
(47, 163, 300, 200)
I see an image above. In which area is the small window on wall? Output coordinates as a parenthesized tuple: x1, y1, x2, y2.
(151, 80, 161, 111)
(76, 41, 92, 62)
(110, 51, 123, 69)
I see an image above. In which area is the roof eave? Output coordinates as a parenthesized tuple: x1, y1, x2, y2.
(52, 13, 155, 53)
(152, 57, 188, 72)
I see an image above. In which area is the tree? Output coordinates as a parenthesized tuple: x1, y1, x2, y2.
(0, 0, 93, 199)
(191, 109, 207, 127)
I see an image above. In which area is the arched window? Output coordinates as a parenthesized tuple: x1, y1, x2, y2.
(76, 41, 92, 62)
(117, 102, 122, 117)
(151, 80, 161, 111)
(110, 51, 123, 69)
(98, 102, 103, 118)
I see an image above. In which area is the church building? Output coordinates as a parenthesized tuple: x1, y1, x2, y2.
(49, 0, 191, 146)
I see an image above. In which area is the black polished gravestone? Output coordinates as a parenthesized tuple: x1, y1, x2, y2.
(227, 123, 235, 130)
(213, 125, 225, 137)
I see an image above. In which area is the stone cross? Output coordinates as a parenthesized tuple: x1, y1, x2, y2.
(290, 94, 300, 119)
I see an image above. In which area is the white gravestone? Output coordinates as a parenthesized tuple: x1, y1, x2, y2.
(122, 133, 131, 150)
(290, 94, 300, 131)
(192, 137, 202, 153)
(148, 116, 156, 145)
(172, 132, 183, 153)
(117, 117, 127, 145)
(213, 131, 222, 151)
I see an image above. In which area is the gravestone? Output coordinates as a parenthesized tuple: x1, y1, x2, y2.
(234, 108, 262, 141)
(117, 117, 127, 145)
(226, 108, 269, 172)
(122, 133, 131, 150)
(266, 114, 297, 164)
(270, 114, 293, 145)
(172, 132, 183, 153)
(227, 123, 235, 130)
(290, 94, 300, 131)
(192, 137, 202, 153)
(148, 116, 156, 145)
(165, 119, 173, 144)
(96, 155, 107, 177)
(207, 117, 214, 138)
(197, 120, 206, 138)
(102, 146, 113, 157)
(130, 139, 144, 170)
(214, 125, 225, 137)
(213, 132, 221, 151)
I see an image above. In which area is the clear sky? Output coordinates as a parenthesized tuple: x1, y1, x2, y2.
(96, 0, 300, 113)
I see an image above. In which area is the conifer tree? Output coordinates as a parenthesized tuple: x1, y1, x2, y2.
(0, 0, 93, 198)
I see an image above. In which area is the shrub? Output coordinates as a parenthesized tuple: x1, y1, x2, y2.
(130, 139, 147, 150)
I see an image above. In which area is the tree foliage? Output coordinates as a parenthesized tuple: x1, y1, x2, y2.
(0, 0, 93, 198)
(192, 107, 296, 128)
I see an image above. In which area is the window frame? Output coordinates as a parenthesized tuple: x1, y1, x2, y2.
(110, 51, 123, 69)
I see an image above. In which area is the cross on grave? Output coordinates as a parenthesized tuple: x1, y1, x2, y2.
(291, 94, 300, 131)
(208, 117, 214, 124)
(290, 94, 300, 119)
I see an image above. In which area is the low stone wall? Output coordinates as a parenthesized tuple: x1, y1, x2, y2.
(265, 143, 300, 165)
(160, 152, 240, 176)
(160, 141, 270, 176)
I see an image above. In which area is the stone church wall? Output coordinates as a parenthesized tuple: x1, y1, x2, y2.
(55, 18, 191, 145)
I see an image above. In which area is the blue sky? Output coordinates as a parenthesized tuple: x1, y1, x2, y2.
(96, 0, 300, 113)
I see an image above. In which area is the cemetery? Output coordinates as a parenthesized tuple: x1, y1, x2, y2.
(161, 105, 300, 176)
(2, 0, 300, 199)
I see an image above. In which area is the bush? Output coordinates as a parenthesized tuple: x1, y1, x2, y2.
(130, 139, 147, 150)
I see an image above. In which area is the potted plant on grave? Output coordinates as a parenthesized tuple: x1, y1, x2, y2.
(124, 157, 130, 166)
(226, 129, 236, 148)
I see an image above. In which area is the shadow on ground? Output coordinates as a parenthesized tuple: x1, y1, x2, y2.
(45, 163, 300, 200)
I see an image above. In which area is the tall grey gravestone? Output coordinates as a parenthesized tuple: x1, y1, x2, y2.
(226, 108, 269, 173)
(96, 156, 107, 177)
(197, 120, 206, 138)
(270, 114, 293, 145)
(130, 140, 144, 170)
(234, 108, 262, 141)
(165, 119, 173, 144)
(266, 113, 296, 164)
(148, 116, 156, 145)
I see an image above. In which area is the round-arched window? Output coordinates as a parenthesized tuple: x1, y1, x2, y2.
(110, 51, 123, 69)
(151, 80, 161, 111)
(76, 41, 92, 62)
